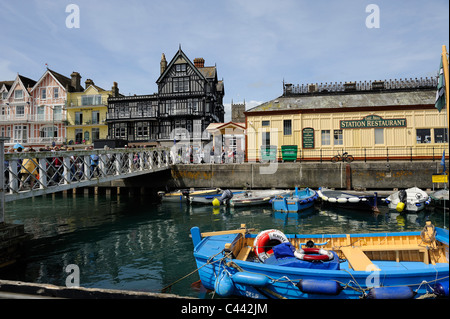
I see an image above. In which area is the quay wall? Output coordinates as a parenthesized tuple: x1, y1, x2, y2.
(101, 161, 446, 190)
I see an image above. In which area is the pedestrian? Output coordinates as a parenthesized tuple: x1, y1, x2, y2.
(20, 148, 38, 190)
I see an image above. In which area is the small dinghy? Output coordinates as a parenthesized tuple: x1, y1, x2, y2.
(272, 187, 318, 212)
(158, 188, 220, 203)
(189, 189, 245, 205)
(229, 189, 291, 207)
(383, 187, 430, 212)
(191, 222, 449, 299)
(317, 187, 379, 211)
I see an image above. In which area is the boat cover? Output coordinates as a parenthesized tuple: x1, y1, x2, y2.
(266, 243, 340, 270)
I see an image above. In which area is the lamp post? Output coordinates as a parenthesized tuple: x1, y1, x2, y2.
(0, 137, 9, 224)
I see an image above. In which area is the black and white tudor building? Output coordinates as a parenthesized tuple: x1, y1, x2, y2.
(106, 48, 225, 146)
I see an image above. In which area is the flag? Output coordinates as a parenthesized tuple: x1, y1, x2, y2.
(441, 150, 447, 174)
(435, 58, 446, 112)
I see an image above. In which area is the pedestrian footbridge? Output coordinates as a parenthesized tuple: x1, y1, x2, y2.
(3, 147, 173, 202)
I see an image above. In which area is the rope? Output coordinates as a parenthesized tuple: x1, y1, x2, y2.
(161, 250, 230, 293)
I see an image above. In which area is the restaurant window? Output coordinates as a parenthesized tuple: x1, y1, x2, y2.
(262, 132, 270, 146)
(416, 129, 431, 144)
(283, 120, 292, 135)
(434, 128, 448, 143)
(374, 128, 384, 144)
(333, 129, 343, 145)
(321, 130, 330, 145)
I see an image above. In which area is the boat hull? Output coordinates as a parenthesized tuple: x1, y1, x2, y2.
(230, 190, 291, 207)
(191, 227, 449, 299)
(272, 188, 317, 212)
(385, 187, 430, 212)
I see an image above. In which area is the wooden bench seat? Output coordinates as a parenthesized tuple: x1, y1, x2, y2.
(236, 246, 252, 261)
(357, 244, 430, 264)
(340, 246, 380, 271)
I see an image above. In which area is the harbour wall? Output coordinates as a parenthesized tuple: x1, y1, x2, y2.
(102, 161, 446, 191)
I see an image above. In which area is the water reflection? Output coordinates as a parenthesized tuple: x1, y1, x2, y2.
(2, 193, 448, 298)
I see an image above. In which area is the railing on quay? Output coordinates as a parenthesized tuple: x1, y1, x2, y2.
(247, 145, 449, 163)
(3, 147, 173, 202)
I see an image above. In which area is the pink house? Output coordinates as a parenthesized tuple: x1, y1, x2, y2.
(28, 69, 83, 147)
(0, 74, 36, 146)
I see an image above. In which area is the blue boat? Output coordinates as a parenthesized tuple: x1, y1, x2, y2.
(272, 187, 318, 212)
(190, 222, 449, 299)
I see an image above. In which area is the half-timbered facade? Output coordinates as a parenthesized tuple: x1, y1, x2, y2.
(106, 48, 225, 145)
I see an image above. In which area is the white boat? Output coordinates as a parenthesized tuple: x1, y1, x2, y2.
(229, 189, 291, 207)
(383, 187, 430, 212)
(158, 188, 220, 203)
(317, 187, 379, 211)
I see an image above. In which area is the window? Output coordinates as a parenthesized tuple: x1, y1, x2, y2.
(92, 128, 100, 141)
(41, 88, 46, 99)
(2, 92, 7, 99)
(434, 128, 448, 143)
(175, 64, 186, 72)
(136, 122, 149, 138)
(54, 87, 59, 99)
(14, 90, 23, 99)
(13, 125, 28, 143)
(321, 130, 331, 145)
(75, 112, 83, 125)
(81, 95, 102, 106)
(16, 105, 25, 117)
(374, 128, 384, 144)
(333, 129, 343, 145)
(53, 106, 62, 121)
(92, 111, 100, 124)
(283, 120, 292, 135)
(173, 77, 189, 93)
(40, 126, 57, 140)
(416, 129, 431, 144)
(115, 124, 127, 139)
(262, 132, 270, 146)
(75, 129, 83, 144)
(262, 120, 270, 127)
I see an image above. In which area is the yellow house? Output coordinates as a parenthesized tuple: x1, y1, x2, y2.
(66, 80, 119, 145)
(245, 78, 448, 162)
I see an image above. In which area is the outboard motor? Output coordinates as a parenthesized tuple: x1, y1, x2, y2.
(396, 189, 407, 212)
(219, 189, 234, 205)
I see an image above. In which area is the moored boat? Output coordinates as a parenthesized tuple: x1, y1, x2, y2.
(190, 222, 449, 299)
(229, 189, 291, 207)
(430, 189, 449, 211)
(158, 188, 220, 203)
(317, 187, 379, 211)
(383, 187, 430, 212)
(189, 189, 245, 205)
(272, 187, 317, 212)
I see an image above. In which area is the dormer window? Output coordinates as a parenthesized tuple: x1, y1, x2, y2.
(175, 64, 186, 72)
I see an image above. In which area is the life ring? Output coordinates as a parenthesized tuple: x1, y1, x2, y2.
(253, 229, 289, 262)
(294, 248, 334, 262)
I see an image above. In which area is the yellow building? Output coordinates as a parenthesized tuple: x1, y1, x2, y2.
(66, 80, 120, 145)
(245, 78, 448, 162)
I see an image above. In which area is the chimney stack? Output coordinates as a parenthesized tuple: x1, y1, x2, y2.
(160, 53, 167, 75)
(71, 72, 82, 92)
(194, 58, 205, 68)
(85, 79, 94, 88)
(112, 82, 119, 97)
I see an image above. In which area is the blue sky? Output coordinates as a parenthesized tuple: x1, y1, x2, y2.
(1, 0, 449, 121)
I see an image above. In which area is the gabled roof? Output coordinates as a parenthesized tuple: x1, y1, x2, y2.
(156, 47, 207, 84)
(0, 80, 14, 93)
(31, 68, 83, 93)
(5, 74, 37, 99)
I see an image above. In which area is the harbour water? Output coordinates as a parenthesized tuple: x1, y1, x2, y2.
(1, 192, 448, 299)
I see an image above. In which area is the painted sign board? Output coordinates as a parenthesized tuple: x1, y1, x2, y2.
(340, 115, 407, 129)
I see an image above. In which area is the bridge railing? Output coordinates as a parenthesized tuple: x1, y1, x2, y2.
(3, 147, 173, 202)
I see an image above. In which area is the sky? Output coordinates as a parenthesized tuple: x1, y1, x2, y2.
(1, 0, 449, 121)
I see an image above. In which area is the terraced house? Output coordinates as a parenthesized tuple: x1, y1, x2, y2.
(106, 48, 225, 146)
(66, 79, 121, 145)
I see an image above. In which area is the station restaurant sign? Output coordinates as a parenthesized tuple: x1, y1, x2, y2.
(340, 115, 407, 129)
